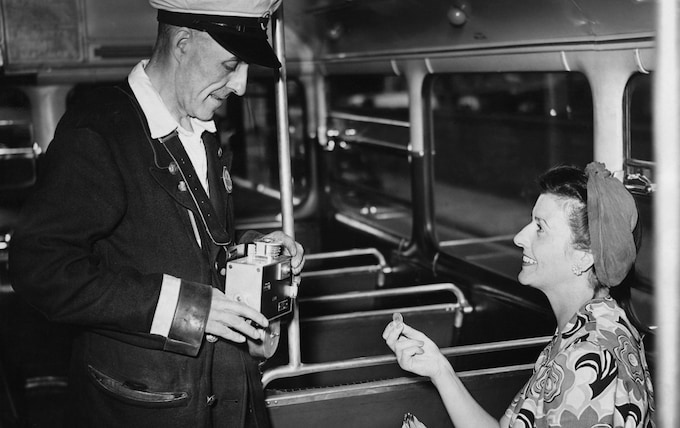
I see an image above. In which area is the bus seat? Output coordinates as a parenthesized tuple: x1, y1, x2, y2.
(266, 364, 534, 428)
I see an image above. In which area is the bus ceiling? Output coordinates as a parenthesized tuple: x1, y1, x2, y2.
(0, 0, 656, 81)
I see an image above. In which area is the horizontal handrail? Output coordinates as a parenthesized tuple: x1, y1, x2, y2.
(266, 362, 537, 407)
(0, 151, 37, 160)
(333, 135, 411, 153)
(262, 335, 550, 387)
(301, 265, 383, 279)
(334, 213, 408, 246)
(266, 362, 536, 405)
(24, 375, 69, 390)
(231, 176, 302, 205)
(302, 247, 390, 286)
(328, 111, 410, 127)
(439, 234, 516, 248)
(265, 363, 534, 407)
(304, 247, 388, 264)
(0, 143, 41, 159)
(301, 302, 459, 323)
(300, 283, 473, 324)
(235, 220, 283, 230)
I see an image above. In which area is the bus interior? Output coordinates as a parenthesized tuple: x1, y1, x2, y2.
(0, 0, 670, 427)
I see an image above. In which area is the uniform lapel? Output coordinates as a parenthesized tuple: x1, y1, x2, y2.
(148, 132, 197, 213)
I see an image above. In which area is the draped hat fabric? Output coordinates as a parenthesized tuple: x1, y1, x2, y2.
(585, 162, 638, 287)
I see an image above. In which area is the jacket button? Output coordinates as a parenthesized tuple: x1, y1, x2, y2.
(178, 181, 187, 192)
(168, 162, 179, 175)
(220, 268, 226, 276)
(207, 395, 217, 407)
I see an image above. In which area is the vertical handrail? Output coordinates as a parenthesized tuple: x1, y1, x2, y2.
(272, 5, 302, 369)
(654, 0, 680, 425)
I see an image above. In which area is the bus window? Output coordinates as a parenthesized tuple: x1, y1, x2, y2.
(0, 87, 35, 192)
(430, 72, 594, 279)
(627, 74, 653, 165)
(219, 79, 309, 219)
(624, 73, 654, 326)
(624, 73, 654, 196)
(324, 74, 412, 242)
(0, 85, 34, 288)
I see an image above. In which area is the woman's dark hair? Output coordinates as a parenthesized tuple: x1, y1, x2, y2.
(538, 165, 591, 250)
(538, 165, 648, 333)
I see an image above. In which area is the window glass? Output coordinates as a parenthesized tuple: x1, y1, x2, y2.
(325, 75, 411, 241)
(0, 86, 34, 191)
(218, 79, 308, 218)
(430, 72, 593, 279)
(624, 73, 654, 303)
(0, 85, 33, 287)
(624, 73, 654, 191)
(628, 74, 653, 163)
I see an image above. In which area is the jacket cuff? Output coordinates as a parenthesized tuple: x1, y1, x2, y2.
(163, 280, 212, 356)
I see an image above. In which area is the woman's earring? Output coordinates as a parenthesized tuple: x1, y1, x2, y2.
(572, 265, 584, 276)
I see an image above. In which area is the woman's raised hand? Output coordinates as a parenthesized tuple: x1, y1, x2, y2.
(382, 313, 451, 380)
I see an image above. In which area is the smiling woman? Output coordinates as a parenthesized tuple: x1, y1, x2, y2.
(383, 163, 655, 428)
(513, 165, 613, 324)
(513, 192, 585, 301)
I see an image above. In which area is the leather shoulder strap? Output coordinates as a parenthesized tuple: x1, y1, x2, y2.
(158, 131, 231, 246)
(117, 86, 232, 246)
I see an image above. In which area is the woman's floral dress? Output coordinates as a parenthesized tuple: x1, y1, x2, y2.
(504, 296, 655, 427)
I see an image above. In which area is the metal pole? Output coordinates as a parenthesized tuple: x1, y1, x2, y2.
(272, 5, 302, 368)
(654, 0, 680, 425)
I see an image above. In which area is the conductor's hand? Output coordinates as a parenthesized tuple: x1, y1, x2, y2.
(205, 288, 269, 343)
(262, 230, 305, 275)
(383, 315, 451, 380)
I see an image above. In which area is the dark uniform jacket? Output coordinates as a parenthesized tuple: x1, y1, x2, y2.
(9, 83, 269, 427)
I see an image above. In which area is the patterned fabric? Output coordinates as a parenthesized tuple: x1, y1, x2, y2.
(504, 297, 655, 428)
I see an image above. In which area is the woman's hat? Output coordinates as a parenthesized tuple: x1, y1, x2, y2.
(586, 162, 638, 287)
(149, 0, 282, 68)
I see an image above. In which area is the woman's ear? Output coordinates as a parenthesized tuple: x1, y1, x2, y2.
(575, 249, 594, 273)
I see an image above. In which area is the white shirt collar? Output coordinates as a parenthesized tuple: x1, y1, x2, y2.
(127, 60, 216, 139)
